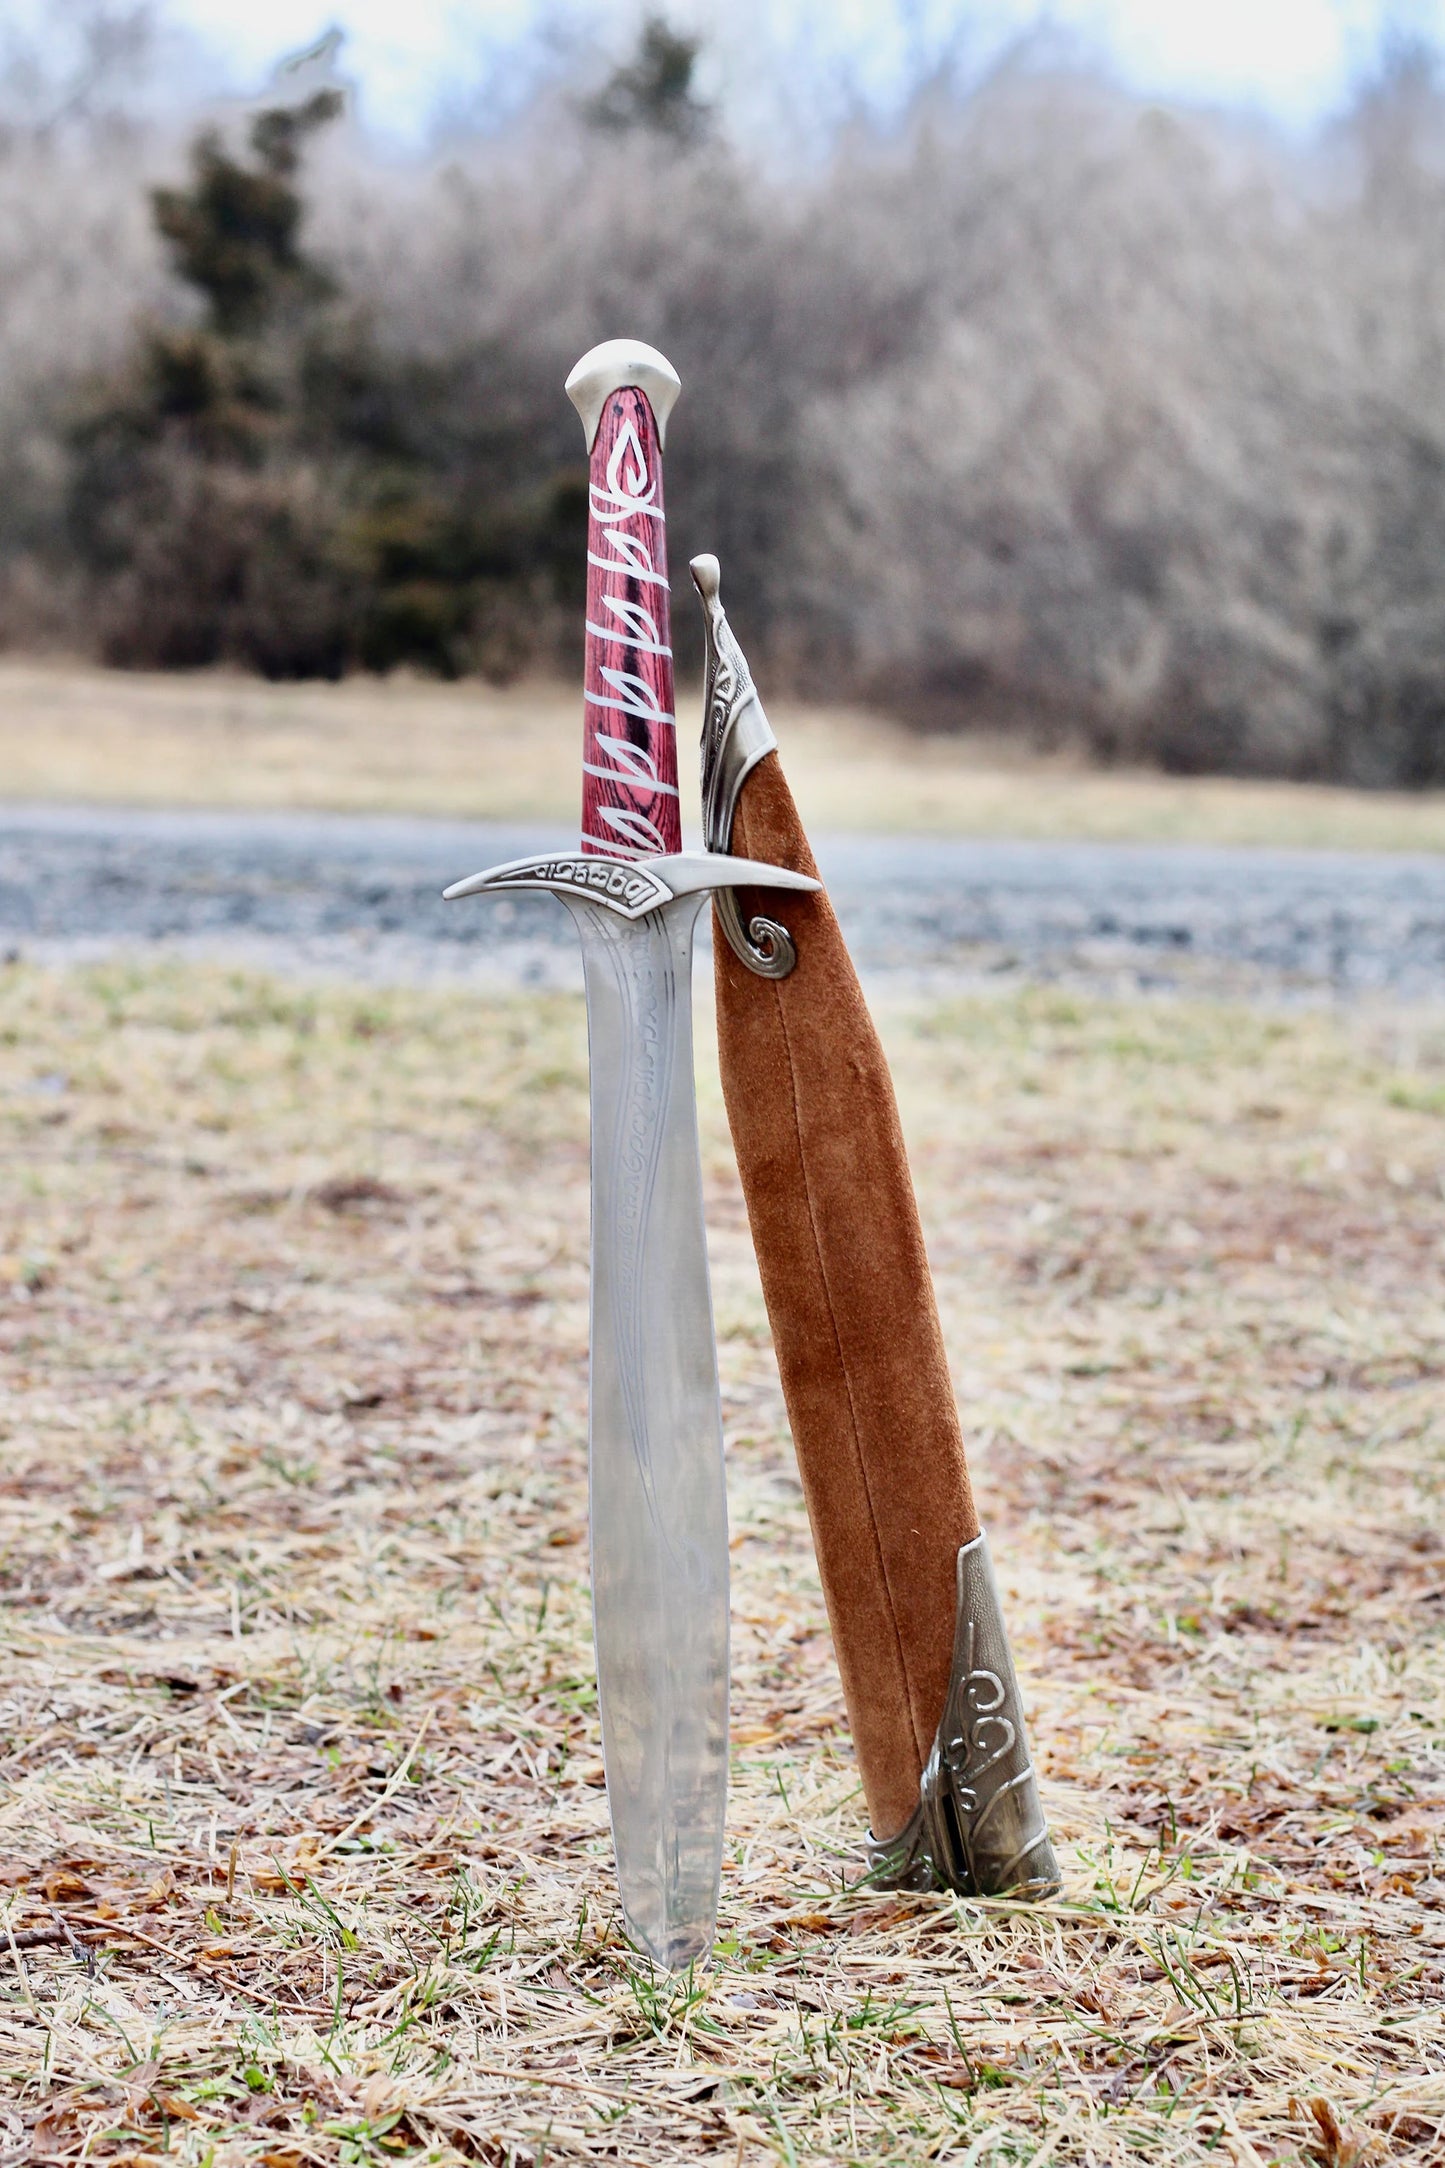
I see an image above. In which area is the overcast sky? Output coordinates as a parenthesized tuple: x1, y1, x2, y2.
(25, 0, 1437, 141)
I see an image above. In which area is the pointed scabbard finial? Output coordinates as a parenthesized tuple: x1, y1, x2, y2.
(565, 339, 681, 451)
(691, 552, 798, 981)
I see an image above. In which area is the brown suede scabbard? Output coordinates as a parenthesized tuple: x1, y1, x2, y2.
(715, 754, 980, 1842)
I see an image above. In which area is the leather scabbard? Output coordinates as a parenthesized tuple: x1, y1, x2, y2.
(693, 556, 1058, 1898)
(715, 752, 978, 1839)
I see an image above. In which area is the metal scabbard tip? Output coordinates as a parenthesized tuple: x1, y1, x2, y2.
(865, 1531, 1061, 1902)
(566, 338, 681, 451)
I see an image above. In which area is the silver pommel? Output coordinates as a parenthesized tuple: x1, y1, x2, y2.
(565, 339, 681, 451)
(867, 1532, 1061, 1900)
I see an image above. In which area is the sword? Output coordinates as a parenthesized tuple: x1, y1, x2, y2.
(444, 341, 817, 1969)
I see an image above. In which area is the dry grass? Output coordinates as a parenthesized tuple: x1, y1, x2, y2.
(6, 659, 1445, 851)
(1, 956, 1444, 2163)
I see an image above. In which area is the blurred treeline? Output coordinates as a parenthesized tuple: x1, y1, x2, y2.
(6, 7, 1445, 784)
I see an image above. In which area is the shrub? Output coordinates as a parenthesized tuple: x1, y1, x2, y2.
(63, 84, 584, 678)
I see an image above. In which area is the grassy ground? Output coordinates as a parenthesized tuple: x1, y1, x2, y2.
(5, 658, 1445, 851)
(1, 958, 1444, 2163)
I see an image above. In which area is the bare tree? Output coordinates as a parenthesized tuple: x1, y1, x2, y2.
(6, 15, 1445, 780)
(0, 0, 163, 147)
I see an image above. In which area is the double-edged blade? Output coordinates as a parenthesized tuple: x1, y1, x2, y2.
(571, 889, 726, 1969)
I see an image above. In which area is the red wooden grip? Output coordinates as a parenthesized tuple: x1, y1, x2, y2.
(580, 387, 681, 858)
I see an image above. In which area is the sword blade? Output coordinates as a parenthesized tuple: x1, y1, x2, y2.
(563, 889, 728, 1969)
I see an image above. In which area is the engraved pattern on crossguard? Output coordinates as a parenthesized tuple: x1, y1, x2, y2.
(690, 553, 797, 980)
(865, 1532, 1061, 1900)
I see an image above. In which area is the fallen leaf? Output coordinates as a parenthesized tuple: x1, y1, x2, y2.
(136, 1867, 177, 1909)
(157, 2093, 203, 2123)
(41, 1869, 94, 1903)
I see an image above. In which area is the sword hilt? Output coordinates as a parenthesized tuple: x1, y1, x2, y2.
(566, 341, 682, 860)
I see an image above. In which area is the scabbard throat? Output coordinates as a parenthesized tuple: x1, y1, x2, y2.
(691, 553, 798, 980)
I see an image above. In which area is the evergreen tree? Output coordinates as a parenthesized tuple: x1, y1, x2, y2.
(585, 17, 711, 145)
(66, 82, 583, 678)
(151, 92, 340, 336)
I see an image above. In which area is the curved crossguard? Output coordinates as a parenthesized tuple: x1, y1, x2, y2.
(442, 849, 818, 913)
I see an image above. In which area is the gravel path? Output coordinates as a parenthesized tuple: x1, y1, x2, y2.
(1, 803, 1443, 1000)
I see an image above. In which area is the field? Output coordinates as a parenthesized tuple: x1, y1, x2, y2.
(1, 955, 1443, 2164)
(6, 659, 1445, 852)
